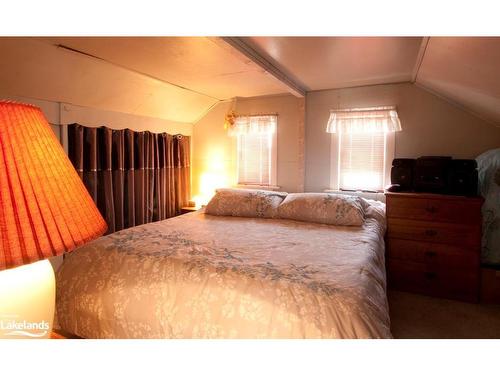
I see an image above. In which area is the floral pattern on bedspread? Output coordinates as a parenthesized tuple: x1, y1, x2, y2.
(56, 200, 391, 339)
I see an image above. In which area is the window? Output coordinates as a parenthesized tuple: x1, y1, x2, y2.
(327, 107, 401, 192)
(228, 115, 277, 187)
(237, 132, 275, 185)
(337, 129, 388, 191)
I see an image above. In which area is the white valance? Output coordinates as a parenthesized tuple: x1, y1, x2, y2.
(326, 106, 402, 134)
(228, 115, 277, 137)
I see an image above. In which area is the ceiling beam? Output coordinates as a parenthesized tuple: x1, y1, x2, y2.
(220, 37, 306, 98)
(411, 37, 430, 83)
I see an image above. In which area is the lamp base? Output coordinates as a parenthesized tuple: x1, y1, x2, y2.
(0, 260, 55, 339)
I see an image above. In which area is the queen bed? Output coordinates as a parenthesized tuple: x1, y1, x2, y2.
(55, 191, 391, 339)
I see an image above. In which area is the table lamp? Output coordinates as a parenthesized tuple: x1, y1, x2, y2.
(0, 101, 107, 339)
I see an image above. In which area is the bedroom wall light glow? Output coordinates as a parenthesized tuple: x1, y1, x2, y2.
(192, 147, 232, 207)
(194, 171, 229, 206)
(0, 101, 107, 339)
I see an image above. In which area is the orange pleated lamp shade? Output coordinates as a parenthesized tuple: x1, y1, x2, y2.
(0, 101, 107, 271)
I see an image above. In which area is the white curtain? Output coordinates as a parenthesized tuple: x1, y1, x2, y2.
(228, 115, 277, 136)
(326, 106, 402, 134)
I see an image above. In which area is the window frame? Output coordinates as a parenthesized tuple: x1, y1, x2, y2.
(235, 129, 278, 188)
(329, 129, 395, 192)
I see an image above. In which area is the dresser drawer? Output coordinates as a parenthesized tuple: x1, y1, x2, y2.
(387, 259, 479, 302)
(387, 239, 479, 270)
(387, 196, 482, 224)
(387, 218, 480, 247)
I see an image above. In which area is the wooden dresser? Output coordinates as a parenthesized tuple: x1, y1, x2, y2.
(385, 192, 483, 302)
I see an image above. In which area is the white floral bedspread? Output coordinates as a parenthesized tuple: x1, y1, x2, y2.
(56, 201, 391, 338)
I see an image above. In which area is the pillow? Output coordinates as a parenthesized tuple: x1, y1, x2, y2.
(277, 193, 365, 226)
(205, 188, 287, 218)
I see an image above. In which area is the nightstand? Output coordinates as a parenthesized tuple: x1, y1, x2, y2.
(385, 192, 483, 302)
(180, 206, 198, 215)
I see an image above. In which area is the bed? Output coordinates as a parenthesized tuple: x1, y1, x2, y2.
(55, 197, 391, 339)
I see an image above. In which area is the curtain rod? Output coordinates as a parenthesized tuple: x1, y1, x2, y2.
(66, 123, 189, 137)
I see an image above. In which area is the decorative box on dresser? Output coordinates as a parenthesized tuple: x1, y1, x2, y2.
(385, 192, 483, 303)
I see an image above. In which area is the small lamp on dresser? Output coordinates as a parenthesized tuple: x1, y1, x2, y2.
(0, 101, 107, 338)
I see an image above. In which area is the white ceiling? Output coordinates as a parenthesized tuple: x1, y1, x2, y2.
(1, 37, 499, 125)
(243, 36, 500, 125)
(0, 37, 288, 123)
(244, 37, 424, 91)
(38, 37, 287, 100)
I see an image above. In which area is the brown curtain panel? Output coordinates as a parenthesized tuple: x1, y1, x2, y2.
(68, 124, 190, 234)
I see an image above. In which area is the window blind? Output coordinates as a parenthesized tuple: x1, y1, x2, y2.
(237, 132, 273, 185)
(338, 130, 386, 191)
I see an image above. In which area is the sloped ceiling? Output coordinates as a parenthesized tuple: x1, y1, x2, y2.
(416, 37, 500, 125)
(0, 38, 213, 123)
(0, 37, 287, 123)
(37, 37, 287, 100)
(1, 37, 499, 126)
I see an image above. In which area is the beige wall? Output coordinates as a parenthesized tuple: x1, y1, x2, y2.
(9, 83, 500, 205)
(305, 83, 500, 192)
(192, 101, 233, 202)
(192, 94, 305, 201)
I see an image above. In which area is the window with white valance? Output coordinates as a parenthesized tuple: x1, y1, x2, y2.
(326, 106, 402, 134)
(228, 115, 278, 187)
(327, 106, 402, 192)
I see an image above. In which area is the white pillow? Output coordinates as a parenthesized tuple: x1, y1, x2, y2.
(278, 193, 365, 226)
(205, 188, 287, 218)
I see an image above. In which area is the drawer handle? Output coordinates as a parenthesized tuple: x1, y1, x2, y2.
(426, 206, 438, 214)
(424, 229, 438, 237)
(424, 271, 437, 280)
(424, 250, 437, 257)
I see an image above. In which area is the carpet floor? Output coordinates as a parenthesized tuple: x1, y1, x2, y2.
(388, 290, 500, 338)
